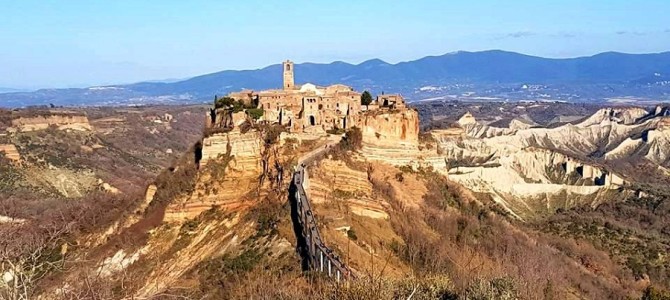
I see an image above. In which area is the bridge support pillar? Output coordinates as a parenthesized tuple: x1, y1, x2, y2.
(320, 251, 324, 272)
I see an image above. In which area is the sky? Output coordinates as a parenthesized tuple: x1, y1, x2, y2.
(1, 0, 669, 89)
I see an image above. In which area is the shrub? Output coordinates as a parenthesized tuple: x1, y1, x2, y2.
(642, 286, 670, 300)
(246, 108, 264, 120)
(339, 127, 362, 151)
(346, 228, 358, 241)
(332, 189, 354, 199)
(261, 124, 285, 145)
(419, 131, 436, 143)
(223, 249, 262, 275)
(326, 128, 345, 135)
(214, 96, 236, 109)
(199, 249, 263, 297)
(464, 277, 519, 300)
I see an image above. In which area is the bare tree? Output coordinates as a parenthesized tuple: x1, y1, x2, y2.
(0, 219, 70, 300)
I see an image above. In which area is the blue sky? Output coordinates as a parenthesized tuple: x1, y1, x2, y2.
(1, 0, 669, 88)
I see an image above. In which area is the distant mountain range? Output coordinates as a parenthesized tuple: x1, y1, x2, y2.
(2, 50, 670, 107)
(0, 87, 30, 94)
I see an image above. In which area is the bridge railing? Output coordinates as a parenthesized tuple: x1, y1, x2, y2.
(293, 166, 352, 281)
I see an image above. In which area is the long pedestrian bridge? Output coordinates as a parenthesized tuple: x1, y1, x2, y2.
(290, 164, 352, 281)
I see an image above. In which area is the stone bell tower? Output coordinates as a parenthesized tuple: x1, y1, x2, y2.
(283, 60, 294, 90)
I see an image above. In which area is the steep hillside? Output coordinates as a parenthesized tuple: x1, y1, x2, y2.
(0, 106, 205, 198)
(0, 105, 207, 300)
(3, 103, 670, 299)
(306, 155, 641, 298)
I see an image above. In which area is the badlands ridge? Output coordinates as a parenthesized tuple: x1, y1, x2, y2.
(351, 105, 670, 220)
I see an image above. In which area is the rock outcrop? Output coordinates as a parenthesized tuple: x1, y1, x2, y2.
(357, 109, 446, 168)
(165, 129, 264, 222)
(439, 145, 626, 220)
(604, 117, 670, 166)
(576, 107, 648, 127)
(457, 111, 477, 126)
(310, 159, 388, 219)
(9, 114, 91, 132)
(0, 144, 20, 162)
(200, 130, 262, 169)
(419, 108, 670, 219)
(358, 109, 419, 147)
(508, 117, 538, 130)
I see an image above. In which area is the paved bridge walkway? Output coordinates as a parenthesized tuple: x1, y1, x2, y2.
(289, 135, 352, 281)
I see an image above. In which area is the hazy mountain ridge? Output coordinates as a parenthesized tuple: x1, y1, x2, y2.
(0, 87, 30, 94)
(2, 50, 670, 107)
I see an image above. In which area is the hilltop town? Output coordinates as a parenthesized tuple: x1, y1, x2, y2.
(4, 1, 670, 298)
(208, 60, 406, 134)
(2, 63, 670, 299)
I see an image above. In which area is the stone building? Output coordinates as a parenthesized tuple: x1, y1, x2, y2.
(375, 94, 406, 109)
(228, 89, 257, 106)
(225, 60, 406, 133)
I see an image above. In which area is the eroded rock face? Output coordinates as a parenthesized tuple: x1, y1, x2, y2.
(437, 144, 627, 220)
(509, 118, 538, 130)
(457, 111, 477, 126)
(361, 107, 667, 220)
(430, 113, 646, 219)
(310, 159, 388, 219)
(165, 129, 265, 222)
(461, 114, 663, 160)
(200, 129, 262, 171)
(0, 144, 20, 162)
(359, 109, 419, 147)
(604, 117, 670, 165)
(576, 107, 649, 127)
(145, 184, 157, 203)
(356, 109, 447, 168)
(10, 115, 92, 132)
(424, 109, 670, 219)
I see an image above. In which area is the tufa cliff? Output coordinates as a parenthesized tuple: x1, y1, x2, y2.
(0, 144, 20, 162)
(9, 113, 92, 132)
(354, 106, 653, 220)
(165, 127, 265, 222)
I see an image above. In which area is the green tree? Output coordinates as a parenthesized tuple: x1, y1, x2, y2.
(361, 91, 373, 106)
(214, 96, 236, 109)
(246, 108, 264, 120)
(232, 100, 245, 112)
